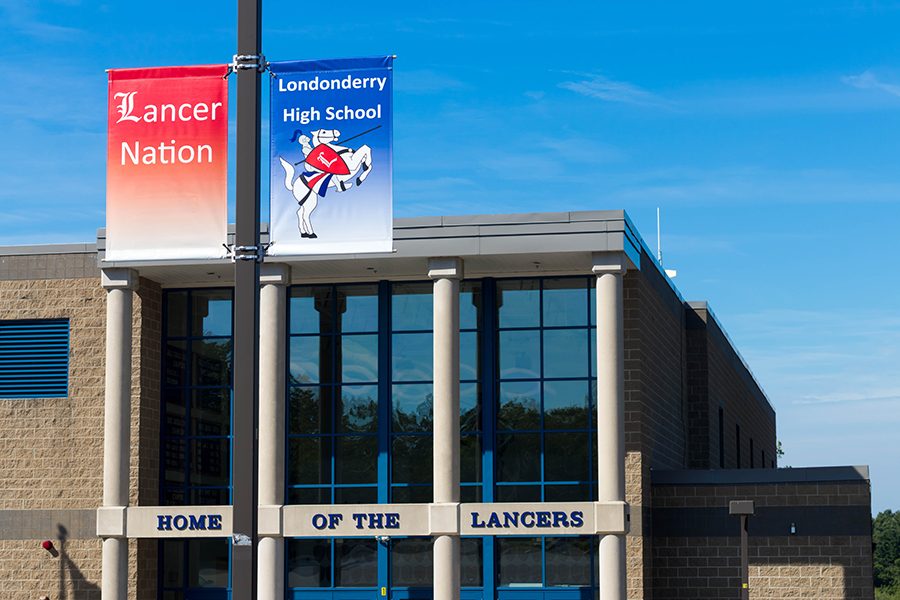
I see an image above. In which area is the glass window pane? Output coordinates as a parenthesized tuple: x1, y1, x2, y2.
(190, 488, 229, 505)
(191, 290, 232, 337)
(460, 485, 482, 503)
(544, 484, 591, 502)
(289, 387, 330, 435)
(590, 328, 597, 378)
(341, 335, 378, 383)
(460, 383, 480, 432)
(288, 437, 331, 486)
(461, 434, 482, 483)
(590, 285, 596, 326)
(192, 388, 230, 436)
(335, 436, 377, 484)
(338, 385, 378, 433)
(543, 380, 590, 430)
(495, 484, 541, 502)
(334, 486, 378, 504)
(391, 485, 433, 503)
(544, 432, 589, 482)
(392, 283, 433, 331)
(497, 433, 540, 482)
(499, 330, 540, 379)
(190, 438, 229, 486)
(162, 487, 185, 505)
(287, 538, 331, 588)
(392, 333, 433, 382)
(392, 435, 433, 484)
(289, 336, 326, 385)
(497, 537, 542, 586)
(542, 329, 588, 379)
(460, 282, 481, 331)
(163, 390, 186, 432)
(339, 285, 379, 333)
(188, 539, 229, 588)
(335, 538, 377, 587)
(290, 287, 332, 335)
(163, 437, 185, 483)
(191, 339, 232, 386)
(498, 381, 540, 431)
(546, 537, 592, 586)
(497, 280, 539, 328)
(391, 538, 434, 587)
(460, 331, 479, 381)
(543, 278, 588, 327)
(161, 540, 184, 588)
(392, 384, 433, 432)
(461, 538, 483, 587)
(288, 487, 331, 505)
(165, 341, 187, 386)
(166, 291, 188, 338)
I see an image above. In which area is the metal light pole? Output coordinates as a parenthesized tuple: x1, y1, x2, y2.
(729, 500, 755, 600)
(232, 0, 262, 597)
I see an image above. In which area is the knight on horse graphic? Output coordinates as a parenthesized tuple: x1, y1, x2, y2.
(278, 128, 374, 239)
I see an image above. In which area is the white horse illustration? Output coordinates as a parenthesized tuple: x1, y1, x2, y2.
(279, 128, 373, 239)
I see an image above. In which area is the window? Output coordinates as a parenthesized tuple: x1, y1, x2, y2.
(0, 318, 69, 398)
(161, 289, 233, 505)
(718, 407, 725, 468)
(495, 278, 597, 502)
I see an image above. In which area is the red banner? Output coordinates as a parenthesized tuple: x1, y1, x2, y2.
(106, 65, 228, 260)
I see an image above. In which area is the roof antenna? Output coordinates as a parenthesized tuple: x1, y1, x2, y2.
(657, 207, 678, 279)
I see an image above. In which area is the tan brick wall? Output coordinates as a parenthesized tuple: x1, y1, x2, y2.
(0, 539, 102, 599)
(627, 451, 653, 600)
(0, 277, 107, 509)
(653, 535, 872, 599)
(0, 267, 163, 600)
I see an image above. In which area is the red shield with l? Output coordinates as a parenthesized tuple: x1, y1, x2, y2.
(305, 144, 350, 175)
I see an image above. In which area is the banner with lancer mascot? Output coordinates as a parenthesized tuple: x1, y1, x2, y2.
(269, 57, 393, 255)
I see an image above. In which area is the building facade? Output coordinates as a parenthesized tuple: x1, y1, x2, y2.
(0, 211, 872, 600)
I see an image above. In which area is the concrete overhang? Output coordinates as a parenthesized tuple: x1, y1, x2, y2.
(95, 210, 643, 287)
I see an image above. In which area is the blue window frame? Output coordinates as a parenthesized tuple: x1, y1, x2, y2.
(0, 318, 69, 399)
(286, 277, 599, 597)
(160, 289, 233, 600)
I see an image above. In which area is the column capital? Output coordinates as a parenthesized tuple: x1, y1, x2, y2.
(591, 252, 628, 276)
(101, 268, 137, 290)
(427, 257, 464, 280)
(260, 263, 292, 286)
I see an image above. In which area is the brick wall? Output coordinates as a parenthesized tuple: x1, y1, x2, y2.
(0, 257, 162, 600)
(685, 304, 775, 470)
(650, 469, 873, 600)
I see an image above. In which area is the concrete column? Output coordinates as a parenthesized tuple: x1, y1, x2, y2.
(429, 257, 463, 600)
(100, 268, 137, 600)
(593, 254, 627, 600)
(258, 264, 290, 600)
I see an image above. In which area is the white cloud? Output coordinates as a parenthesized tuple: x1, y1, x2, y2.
(841, 69, 900, 98)
(559, 74, 673, 109)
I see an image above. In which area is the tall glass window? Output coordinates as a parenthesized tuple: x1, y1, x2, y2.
(287, 284, 380, 505)
(495, 278, 597, 503)
(160, 289, 232, 600)
(161, 289, 233, 505)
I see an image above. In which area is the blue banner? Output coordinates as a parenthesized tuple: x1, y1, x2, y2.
(269, 56, 393, 255)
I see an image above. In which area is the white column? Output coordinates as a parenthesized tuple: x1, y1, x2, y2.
(593, 254, 627, 600)
(258, 264, 290, 600)
(429, 257, 463, 600)
(100, 268, 136, 600)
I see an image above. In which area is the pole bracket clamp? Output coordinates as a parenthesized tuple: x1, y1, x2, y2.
(225, 54, 269, 77)
(227, 243, 270, 263)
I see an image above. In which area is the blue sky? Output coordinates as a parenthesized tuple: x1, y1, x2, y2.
(1, 1, 899, 511)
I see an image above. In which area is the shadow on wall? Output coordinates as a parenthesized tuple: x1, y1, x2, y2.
(57, 524, 101, 600)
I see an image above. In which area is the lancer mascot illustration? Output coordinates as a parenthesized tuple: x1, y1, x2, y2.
(278, 127, 375, 239)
